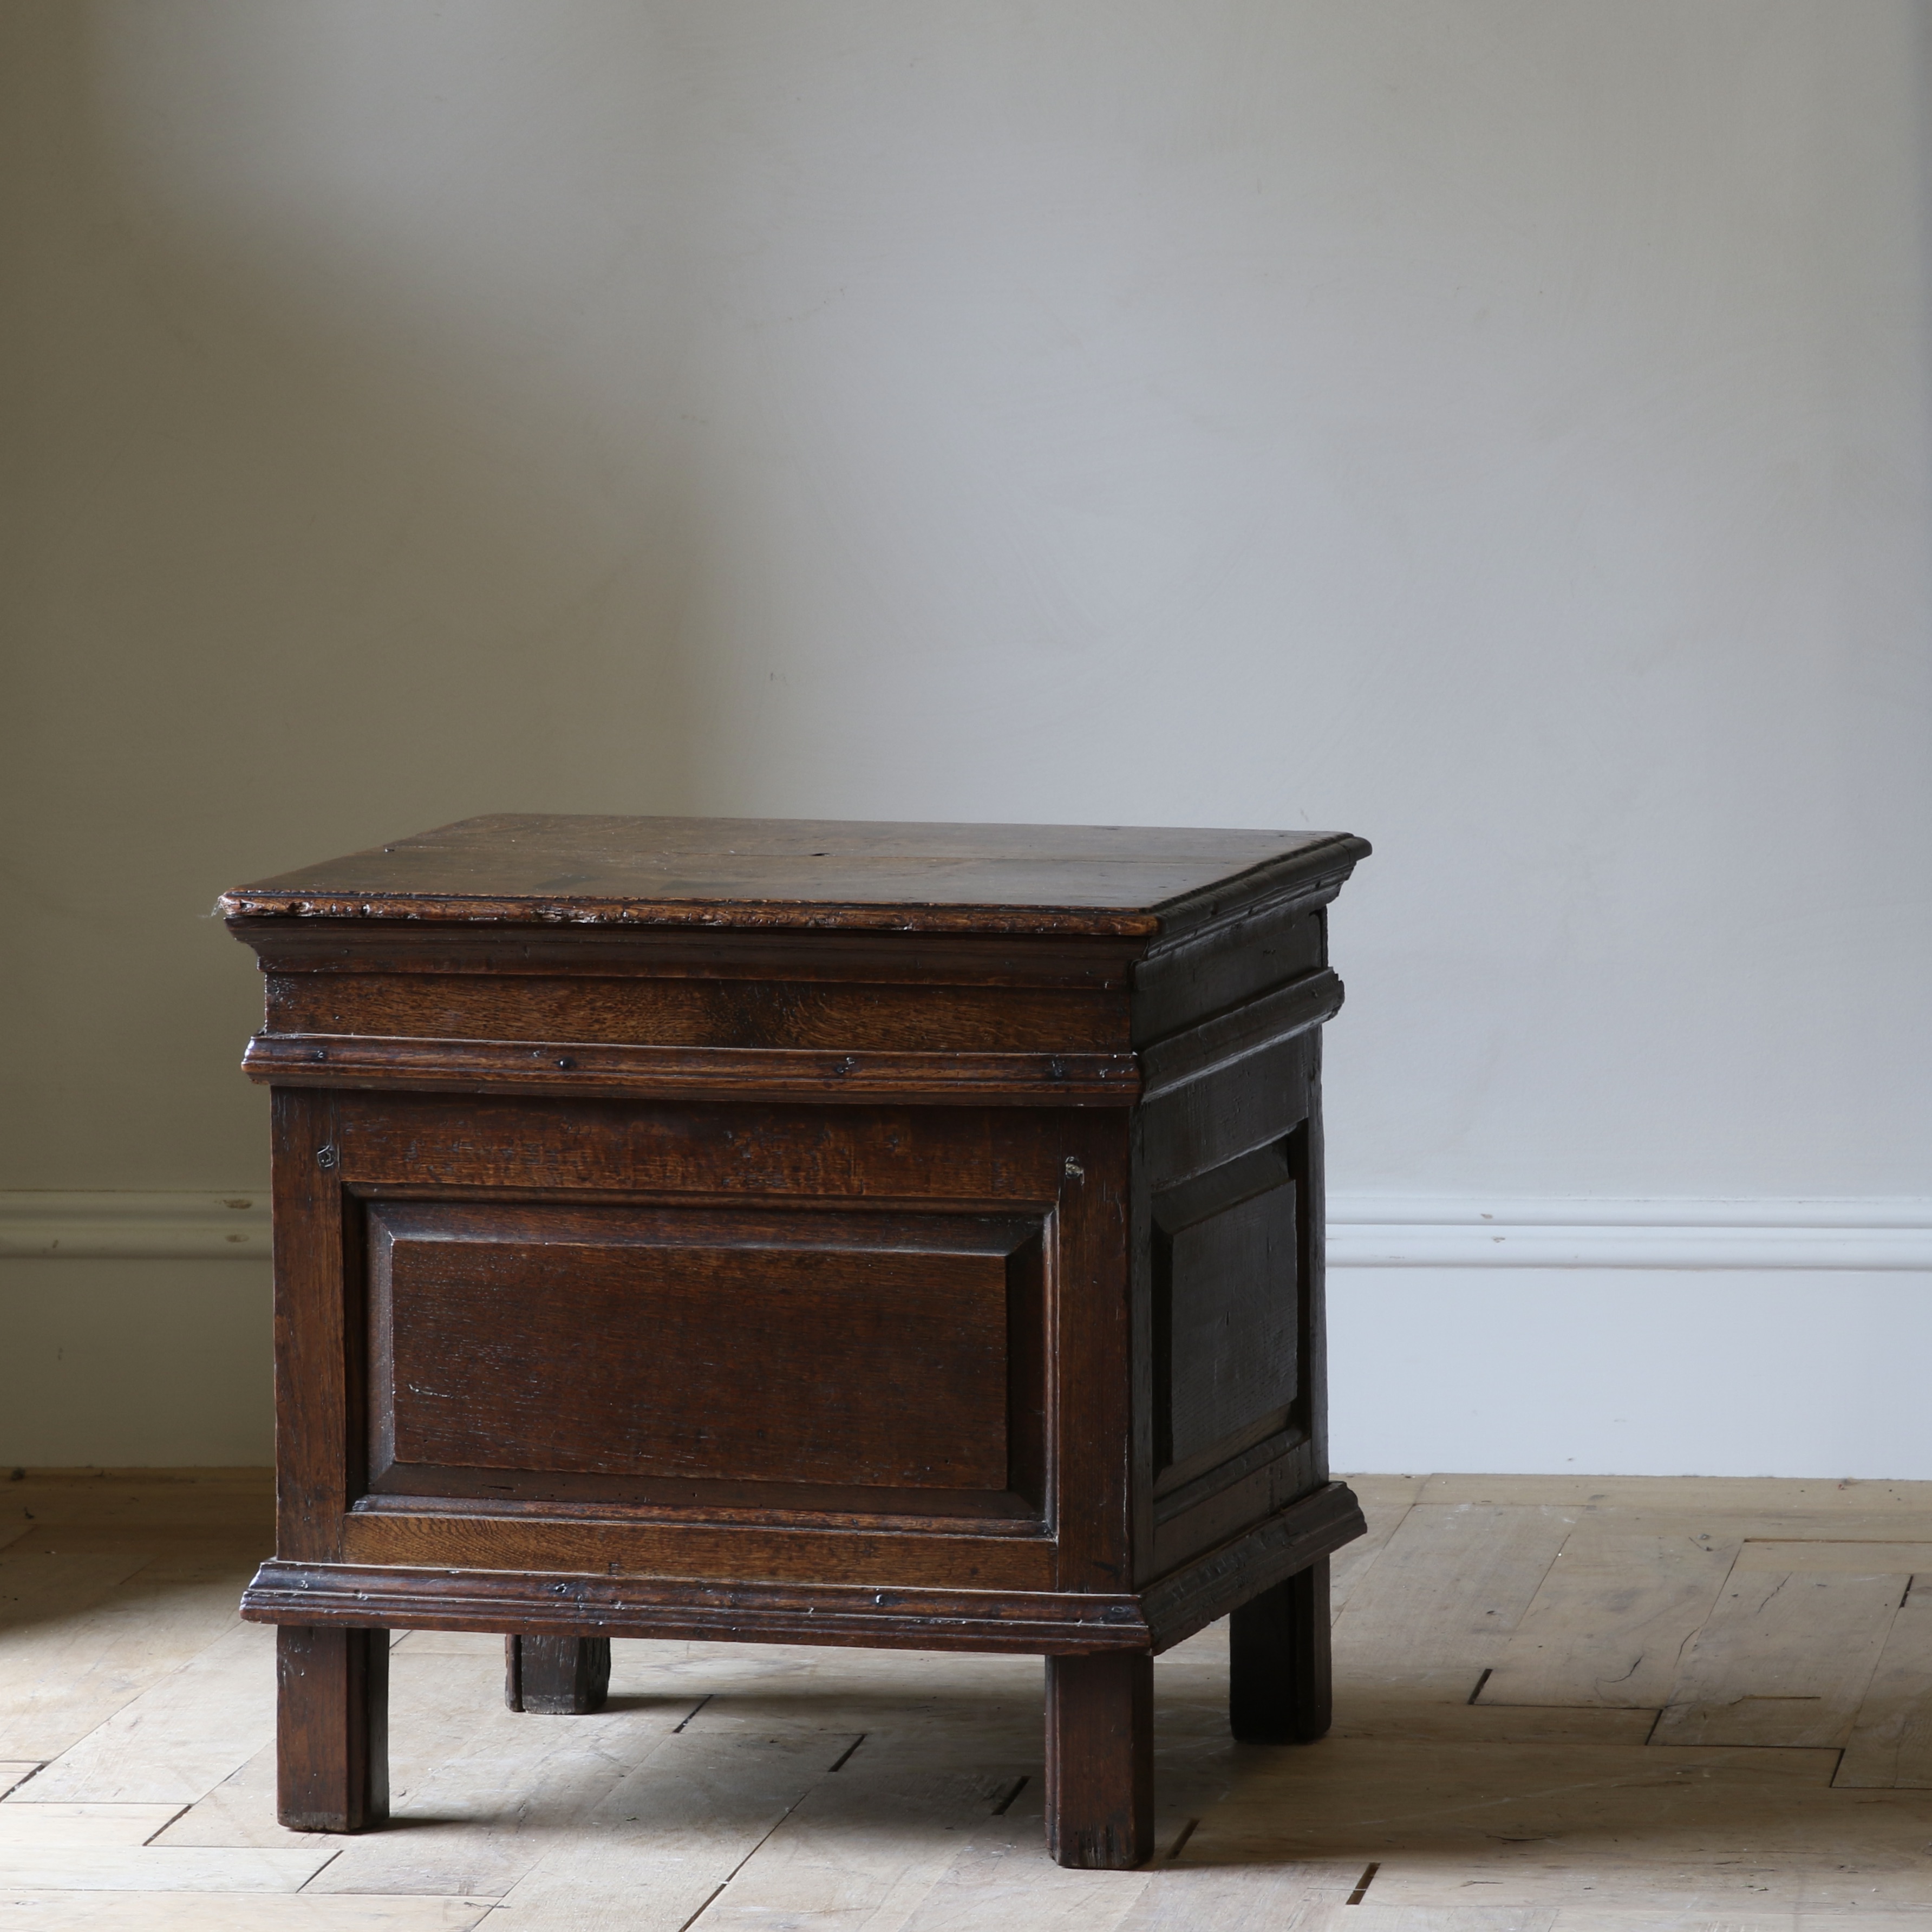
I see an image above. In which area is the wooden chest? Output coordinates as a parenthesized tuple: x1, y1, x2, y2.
(221, 814, 1369, 1868)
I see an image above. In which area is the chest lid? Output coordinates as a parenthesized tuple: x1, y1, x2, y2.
(219, 814, 1368, 939)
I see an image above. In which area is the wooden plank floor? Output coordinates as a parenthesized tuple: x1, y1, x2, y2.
(3, 1470, 1929, 1928)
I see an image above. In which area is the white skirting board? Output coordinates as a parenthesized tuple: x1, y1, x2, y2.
(1327, 1196, 1932, 1272)
(1, 1192, 1927, 1474)
(5, 1190, 1928, 1268)
(1327, 1266, 1932, 1480)
(1321, 1197, 1932, 1481)
(0, 1191, 270, 1259)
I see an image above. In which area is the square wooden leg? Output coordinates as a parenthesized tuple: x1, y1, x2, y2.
(276, 1627, 389, 1831)
(1044, 1650, 1153, 1869)
(505, 1635, 612, 1714)
(1229, 1556, 1331, 1744)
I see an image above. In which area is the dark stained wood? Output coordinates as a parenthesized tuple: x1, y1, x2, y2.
(1136, 968, 1342, 1100)
(1152, 1138, 1300, 1490)
(351, 1466, 1043, 1523)
(218, 813, 1370, 937)
(225, 813, 1367, 1871)
(367, 1199, 1027, 1492)
(1045, 1651, 1153, 1869)
(1130, 897, 1327, 1045)
(267, 972, 1128, 1052)
(334, 1093, 1073, 1203)
(1140, 1482, 1364, 1650)
(270, 1089, 355, 1560)
(276, 1626, 387, 1832)
(335, 1493, 1056, 1591)
(505, 1635, 610, 1715)
(1229, 1558, 1333, 1744)
(245, 1562, 1152, 1650)
(240, 1481, 1365, 1653)
(243, 1031, 1139, 1106)
(241, 923, 1144, 989)
(1148, 1437, 1321, 1577)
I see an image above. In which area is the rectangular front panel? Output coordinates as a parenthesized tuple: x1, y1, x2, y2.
(263, 1091, 1130, 1595)
(368, 1200, 1020, 1491)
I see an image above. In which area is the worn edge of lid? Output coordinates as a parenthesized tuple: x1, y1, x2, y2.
(214, 831, 1369, 939)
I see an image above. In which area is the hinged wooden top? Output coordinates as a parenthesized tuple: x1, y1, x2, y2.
(219, 815, 1368, 938)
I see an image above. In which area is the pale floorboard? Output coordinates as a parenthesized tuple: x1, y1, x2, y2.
(306, 1692, 703, 1896)
(1330, 1503, 1581, 1703)
(1835, 1577, 1932, 1789)
(1478, 1527, 1740, 1709)
(0, 1898, 493, 1929)
(0, 1470, 1927, 1926)
(1652, 1569, 1905, 1750)
(0, 1843, 337, 1890)
(0, 1802, 180, 1846)
(24, 1620, 277, 1803)
(1329, 1473, 1423, 1616)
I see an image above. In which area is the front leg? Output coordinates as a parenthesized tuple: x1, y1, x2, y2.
(505, 1635, 612, 1714)
(1229, 1556, 1331, 1743)
(1043, 1650, 1153, 1869)
(277, 1627, 388, 1831)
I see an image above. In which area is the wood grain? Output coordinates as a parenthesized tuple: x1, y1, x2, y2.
(219, 812, 1369, 938)
(490, 1725, 857, 1931)
(303, 1686, 686, 1898)
(503, 1635, 610, 1717)
(244, 1561, 1145, 1650)
(1328, 1474, 1422, 1618)
(222, 813, 1370, 1871)
(154, 1650, 524, 1850)
(1229, 1560, 1330, 1744)
(1838, 1577, 1932, 1789)
(244, 1031, 1141, 1106)
(276, 1627, 388, 1833)
(23, 1623, 274, 1804)
(0, 1804, 183, 1846)
(267, 972, 1128, 1053)
(368, 1199, 1022, 1492)
(1477, 1528, 1738, 1708)
(0, 1900, 495, 1930)
(0, 1845, 337, 1892)
(1330, 1504, 1578, 1705)
(1045, 1651, 1153, 1870)
(9, 1477, 1932, 1920)
(687, 1760, 1030, 1930)
(1652, 1567, 1906, 1748)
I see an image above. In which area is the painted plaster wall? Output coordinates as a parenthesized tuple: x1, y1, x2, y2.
(3, 2, 1927, 1470)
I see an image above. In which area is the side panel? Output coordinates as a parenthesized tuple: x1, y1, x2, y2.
(1128, 921, 1335, 1585)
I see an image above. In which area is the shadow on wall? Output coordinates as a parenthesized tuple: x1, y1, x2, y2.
(0, 3, 710, 1461)
(1, 2, 705, 1194)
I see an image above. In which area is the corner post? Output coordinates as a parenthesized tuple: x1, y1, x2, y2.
(1229, 1557, 1332, 1743)
(1044, 1650, 1153, 1869)
(277, 1626, 389, 1831)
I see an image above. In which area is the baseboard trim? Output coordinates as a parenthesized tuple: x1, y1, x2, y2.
(0, 1192, 270, 1259)
(4, 1190, 1928, 1271)
(1327, 1196, 1932, 1270)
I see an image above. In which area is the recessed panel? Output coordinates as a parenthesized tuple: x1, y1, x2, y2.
(368, 1201, 1026, 1492)
(1154, 1140, 1301, 1489)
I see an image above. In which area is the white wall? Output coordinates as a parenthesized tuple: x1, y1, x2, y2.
(2, 2, 1927, 1472)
